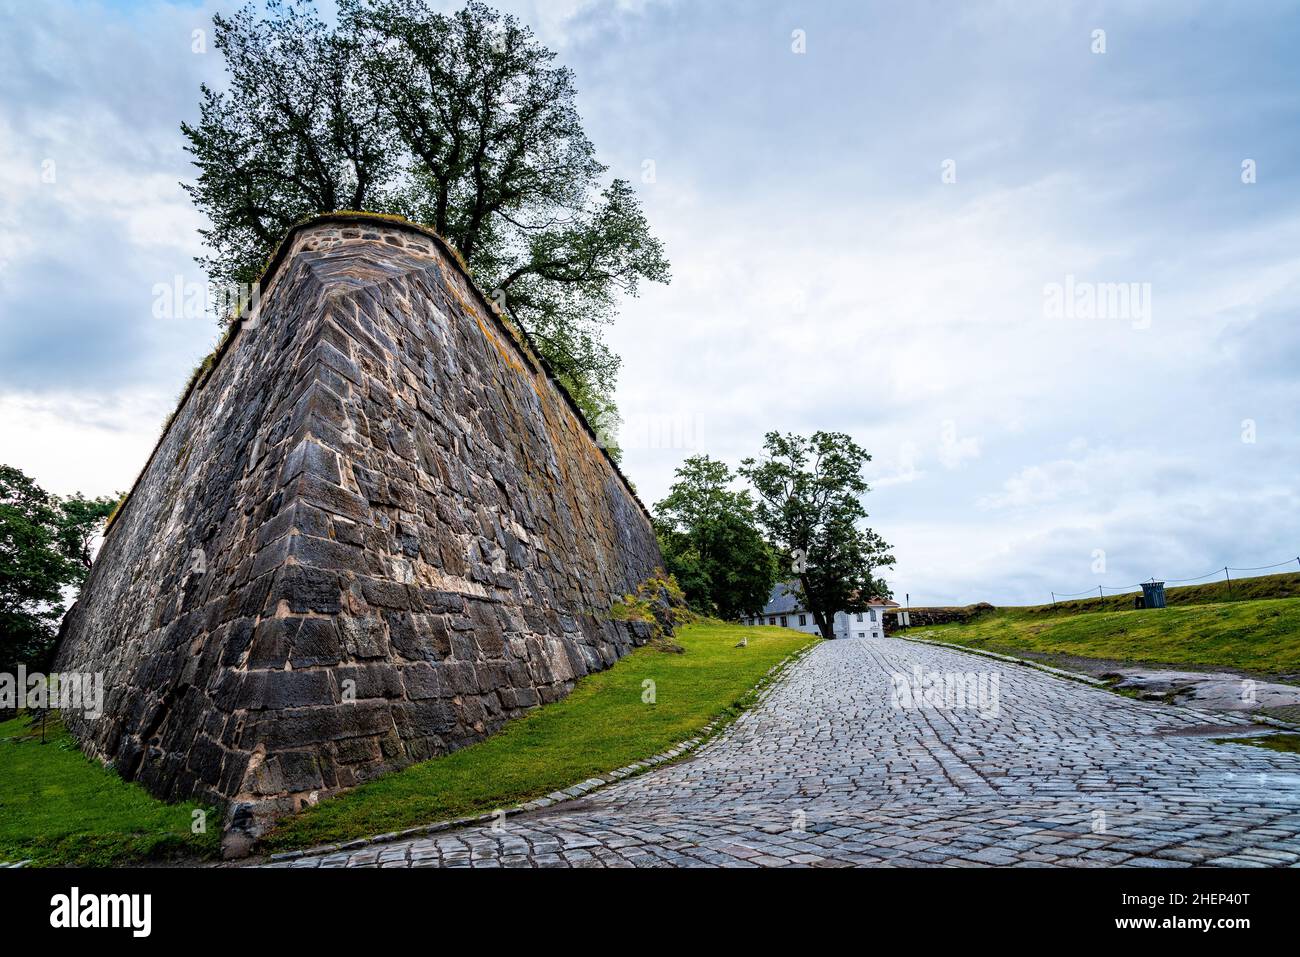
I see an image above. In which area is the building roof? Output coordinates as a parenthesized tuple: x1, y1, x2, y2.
(760, 581, 804, 615)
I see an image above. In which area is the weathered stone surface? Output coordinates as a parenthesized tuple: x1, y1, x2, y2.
(1107, 668, 1300, 712)
(54, 213, 672, 832)
(883, 603, 995, 633)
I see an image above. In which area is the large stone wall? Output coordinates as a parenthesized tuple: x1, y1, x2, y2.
(883, 604, 995, 634)
(54, 214, 670, 835)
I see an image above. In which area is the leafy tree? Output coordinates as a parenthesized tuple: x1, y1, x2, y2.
(181, 0, 669, 435)
(653, 455, 778, 621)
(739, 432, 894, 639)
(180, 0, 391, 287)
(0, 467, 74, 674)
(0, 467, 120, 677)
(57, 493, 123, 587)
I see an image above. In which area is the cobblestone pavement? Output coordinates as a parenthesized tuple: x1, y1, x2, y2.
(271, 637, 1300, 868)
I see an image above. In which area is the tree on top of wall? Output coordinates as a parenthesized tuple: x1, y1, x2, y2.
(180, 0, 669, 447)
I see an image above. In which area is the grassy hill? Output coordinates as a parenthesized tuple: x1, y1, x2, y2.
(1015, 569, 1300, 617)
(908, 597, 1300, 677)
(0, 714, 219, 867)
(900, 571, 1300, 679)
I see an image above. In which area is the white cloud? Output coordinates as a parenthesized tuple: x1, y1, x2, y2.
(0, 390, 172, 497)
(979, 456, 1091, 510)
(936, 432, 982, 471)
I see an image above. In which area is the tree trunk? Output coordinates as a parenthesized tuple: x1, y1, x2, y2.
(802, 576, 834, 639)
(813, 611, 834, 640)
(800, 587, 832, 639)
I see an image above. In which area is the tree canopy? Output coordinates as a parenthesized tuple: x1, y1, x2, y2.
(181, 0, 669, 437)
(653, 455, 778, 621)
(55, 493, 121, 588)
(740, 432, 894, 639)
(0, 466, 119, 675)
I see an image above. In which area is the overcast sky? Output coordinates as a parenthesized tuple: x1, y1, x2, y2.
(2, 0, 1298, 606)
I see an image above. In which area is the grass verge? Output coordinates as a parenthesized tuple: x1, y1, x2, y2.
(1211, 733, 1294, 754)
(263, 620, 815, 852)
(0, 713, 220, 867)
(1000, 569, 1300, 618)
(1213, 734, 1300, 754)
(903, 597, 1300, 676)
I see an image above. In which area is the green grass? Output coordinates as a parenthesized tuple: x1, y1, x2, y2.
(0, 713, 220, 867)
(1012, 569, 1300, 618)
(263, 620, 815, 852)
(904, 596, 1300, 676)
(1213, 733, 1300, 754)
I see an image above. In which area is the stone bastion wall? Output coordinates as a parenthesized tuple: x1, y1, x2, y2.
(54, 213, 671, 833)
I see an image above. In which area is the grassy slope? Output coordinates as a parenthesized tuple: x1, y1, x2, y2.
(910, 597, 1300, 676)
(0, 714, 220, 867)
(1214, 733, 1300, 754)
(264, 620, 814, 851)
(1013, 569, 1300, 617)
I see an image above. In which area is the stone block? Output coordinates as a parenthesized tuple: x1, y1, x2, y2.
(238, 669, 335, 711)
(334, 663, 404, 700)
(402, 663, 451, 700)
(338, 614, 389, 659)
(264, 565, 342, 616)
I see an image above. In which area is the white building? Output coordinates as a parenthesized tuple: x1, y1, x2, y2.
(744, 581, 899, 639)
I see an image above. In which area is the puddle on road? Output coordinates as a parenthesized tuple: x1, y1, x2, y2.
(1212, 732, 1300, 755)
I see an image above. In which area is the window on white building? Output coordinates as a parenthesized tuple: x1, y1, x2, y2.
(780, 616, 788, 627)
(855, 613, 863, 622)
(769, 617, 776, 626)
(798, 614, 806, 626)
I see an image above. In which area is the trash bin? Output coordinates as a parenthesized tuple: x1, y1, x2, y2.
(1140, 580, 1166, 609)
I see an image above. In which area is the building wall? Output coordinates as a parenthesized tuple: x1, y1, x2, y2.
(748, 611, 822, 635)
(832, 609, 886, 639)
(744, 608, 886, 639)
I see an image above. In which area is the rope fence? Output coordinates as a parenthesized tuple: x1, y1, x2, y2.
(1050, 556, 1300, 605)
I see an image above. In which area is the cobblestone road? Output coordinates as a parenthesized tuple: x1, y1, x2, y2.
(272, 637, 1300, 868)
